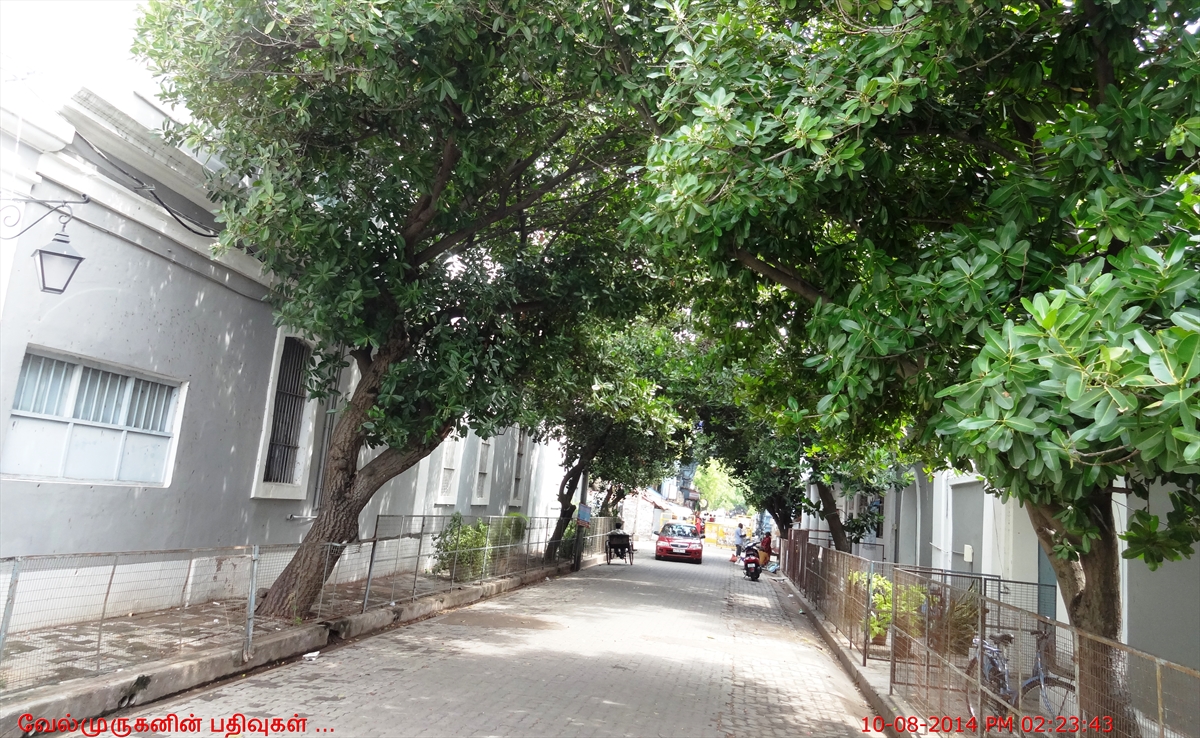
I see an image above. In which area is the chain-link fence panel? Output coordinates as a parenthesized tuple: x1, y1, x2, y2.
(0, 548, 259, 694)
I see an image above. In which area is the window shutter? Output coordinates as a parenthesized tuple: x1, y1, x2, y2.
(511, 431, 526, 504)
(474, 438, 491, 503)
(432, 436, 460, 504)
(13, 354, 76, 416)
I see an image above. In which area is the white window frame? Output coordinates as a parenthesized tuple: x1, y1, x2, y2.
(432, 434, 464, 505)
(471, 434, 495, 506)
(251, 330, 320, 500)
(1, 347, 186, 486)
(510, 429, 532, 506)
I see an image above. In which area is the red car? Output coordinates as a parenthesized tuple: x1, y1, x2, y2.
(654, 522, 704, 564)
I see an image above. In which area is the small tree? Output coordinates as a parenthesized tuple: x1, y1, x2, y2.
(526, 321, 692, 559)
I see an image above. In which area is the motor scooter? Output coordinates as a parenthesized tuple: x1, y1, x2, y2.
(743, 540, 762, 581)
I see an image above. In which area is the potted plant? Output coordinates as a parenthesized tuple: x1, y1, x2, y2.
(927, 587, 980, 657)
(869, 579, 926, 656)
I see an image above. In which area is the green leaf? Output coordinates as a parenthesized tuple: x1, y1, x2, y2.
(959, 418, 997, 431)
(1064, 371, 1084, 401)
(1005, 416, 1039, 434)
(1149, 353, 1178, 385)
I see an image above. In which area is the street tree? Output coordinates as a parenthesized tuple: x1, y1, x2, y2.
(683, 284, 917, 549)
(639, 0, 1199, 727)
(526, 321, 693, 558)
(135, 0, 669, 617)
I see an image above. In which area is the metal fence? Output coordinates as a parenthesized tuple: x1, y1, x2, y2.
(806, 531, 887, 561)
(0, 515, 611, 696)
(779, 539, 1200, 738)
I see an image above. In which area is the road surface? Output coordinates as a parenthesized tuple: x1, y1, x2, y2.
(130, 549, 873, 737)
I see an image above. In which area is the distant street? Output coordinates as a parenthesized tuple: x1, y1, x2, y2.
(129, 550, 873, 737)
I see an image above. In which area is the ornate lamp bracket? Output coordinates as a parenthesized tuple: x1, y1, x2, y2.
(0, 194, 91, 240)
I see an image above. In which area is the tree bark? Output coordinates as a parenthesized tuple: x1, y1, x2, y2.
(257, 335, 450, 618)
(815, 481, 852, 552)
(599, 483, 616, 517)
(1026, 496, 1139, 738)
(545, 429, 610, 561)
(766, 496, 793, 540)
(545, 458, 587, 562)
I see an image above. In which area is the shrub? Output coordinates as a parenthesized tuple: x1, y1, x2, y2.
(432, 513, 489, 582)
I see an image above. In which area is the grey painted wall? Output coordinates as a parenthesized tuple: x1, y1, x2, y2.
(0, 171, 316, 555)
(1124, 485, 1200, 671)
(950, 479, 985, 573)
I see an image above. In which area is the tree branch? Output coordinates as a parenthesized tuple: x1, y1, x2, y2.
(403, 134, 461, 249)
(350, 347, 373, 377)
(1080, 0, 1115, 104)
(733, 248, 828, 305)
(412, 164, 587, 266)
(893, 127, 1022, 163)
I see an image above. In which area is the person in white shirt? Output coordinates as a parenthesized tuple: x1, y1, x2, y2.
(733, 523, 746, 557)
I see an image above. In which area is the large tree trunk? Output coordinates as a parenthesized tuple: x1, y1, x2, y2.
(1026, 495, 1139, 738)
(767, 505, 792, 540)
(544, 430, 608, 562)
(815, 481, 851, 552)
(545, 459, 586, 562)
(258, 336, 448, 618)
(766, 489, 793, 540)
(599, 483, 617, 517)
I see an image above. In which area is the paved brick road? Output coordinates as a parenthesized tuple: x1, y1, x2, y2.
(130, 551, 873, 737)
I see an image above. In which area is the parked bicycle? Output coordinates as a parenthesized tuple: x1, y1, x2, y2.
(965, 628, 1078, 734)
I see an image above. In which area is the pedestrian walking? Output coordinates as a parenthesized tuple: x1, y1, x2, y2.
(733, 523, 746, 562)
(759, 531, 772, 566)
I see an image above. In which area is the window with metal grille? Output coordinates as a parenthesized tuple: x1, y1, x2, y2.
(263, 337, 311, 484)
(3, 353, 180, 484)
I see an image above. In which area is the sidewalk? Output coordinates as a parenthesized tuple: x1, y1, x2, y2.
(0, 567, 504, 694)
(0, 558, 593, 738)
(773, 574, 919, 738)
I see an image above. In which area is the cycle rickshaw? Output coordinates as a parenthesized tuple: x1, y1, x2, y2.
(605, 531, 634, 565)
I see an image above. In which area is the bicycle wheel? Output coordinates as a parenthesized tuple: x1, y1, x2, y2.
(964, 658, 1012, 727)
(1020, 678, 1077, 721)
(605, 544, 613, 565)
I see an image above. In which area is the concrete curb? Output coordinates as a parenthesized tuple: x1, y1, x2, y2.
(0, 557, 593, 738)
(777, 576, 915, 738)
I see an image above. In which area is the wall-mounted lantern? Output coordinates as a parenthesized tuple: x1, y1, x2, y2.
(0, 194, 90, 295)
(34, 227, 85, 294)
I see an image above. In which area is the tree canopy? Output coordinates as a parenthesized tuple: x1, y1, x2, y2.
(135, 0, 674, 615)
(134, 0, 1199, 667)
(638, 0, 1199, 636)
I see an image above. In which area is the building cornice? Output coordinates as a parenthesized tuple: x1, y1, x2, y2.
(60, 88, 217, 214)
(35, 150, 271, 288)
(0, 99, 74, 154)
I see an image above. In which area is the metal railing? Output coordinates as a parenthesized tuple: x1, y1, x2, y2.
(0, 515, 611, 696)
(806, 530, 887, 561)
(779, 539, 1200, 738)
